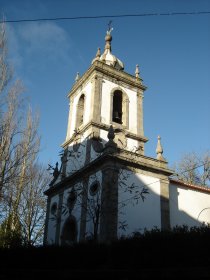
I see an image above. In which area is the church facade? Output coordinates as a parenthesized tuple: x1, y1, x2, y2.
(44, 29, 210, 245)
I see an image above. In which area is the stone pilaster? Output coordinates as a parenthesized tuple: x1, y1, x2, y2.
(100, 166, 119, 242)
(122, 96, 129, 128)
(90, 75, 102, 138)
(137, 91, 144, 136)
(110, 91, 114, 124)
(137, 91, 145, 154)
(84, 139, 92, 165)
(160, 178, 170, 230)
(79, 178, 88, 241)
(91, 74, 102, 123)
(66, 99, 74, 140)
(55, 192, 64, 245)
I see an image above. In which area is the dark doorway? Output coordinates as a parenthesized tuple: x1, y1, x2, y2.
(61, 216, 77, 245)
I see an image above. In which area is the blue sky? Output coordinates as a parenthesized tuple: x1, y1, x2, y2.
(1, 0, 210, 169)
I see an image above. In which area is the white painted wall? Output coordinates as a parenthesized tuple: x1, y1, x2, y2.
(68, 92, 79, 137)
(66, 128, 105, 176)
(66, 137, 87, 175)
(126, 138, 139, 152)
(118, 171, 161, 237)
(99, 129, 109, 144)
(169, 183, 210, 228)
(101, 80, 112, 124)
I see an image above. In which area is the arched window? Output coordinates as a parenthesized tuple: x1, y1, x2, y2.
(112, 90, 122, 124)
(76, 94, 85, 128)
(112, 89, 129, 127)
(61, 216, 77, 245)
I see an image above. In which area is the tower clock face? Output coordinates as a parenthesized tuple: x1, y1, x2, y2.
(114, 132, 127, 148)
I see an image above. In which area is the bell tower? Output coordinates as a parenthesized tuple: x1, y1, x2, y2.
(44, 28, 173, 245)
(62, 27, 148, 158)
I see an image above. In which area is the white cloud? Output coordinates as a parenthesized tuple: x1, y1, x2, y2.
(17, 21, 71, 63)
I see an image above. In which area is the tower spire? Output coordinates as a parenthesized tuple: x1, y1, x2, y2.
(156, 136, 166, 161)
(135, 64, 143, 84)
(135, 64, 140, 80)
(92, 47, 101, 64)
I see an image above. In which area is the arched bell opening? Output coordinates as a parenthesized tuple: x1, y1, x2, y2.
(76, 94, 85, 128)
(112, 90, 123, 124)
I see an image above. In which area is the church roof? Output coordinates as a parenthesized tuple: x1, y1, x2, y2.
(170, 179, 210, 194)
(92, 28, 124, 70)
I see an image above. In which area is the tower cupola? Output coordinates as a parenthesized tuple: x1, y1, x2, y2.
(92, 28, 124, 70)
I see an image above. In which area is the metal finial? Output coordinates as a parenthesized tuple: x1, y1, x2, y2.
(107, 20, 113, 34)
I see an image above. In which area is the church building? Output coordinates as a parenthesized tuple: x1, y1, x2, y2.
(44, 28, 210, 245)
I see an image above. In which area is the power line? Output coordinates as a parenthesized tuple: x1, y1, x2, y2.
(141, 163, 207, 190)
(1, 11, 210, 24)
(171, 163, 206, 177)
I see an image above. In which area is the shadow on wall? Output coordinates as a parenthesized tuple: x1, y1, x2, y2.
(45, 129, 210, 245)
(169, 184, 210, 229)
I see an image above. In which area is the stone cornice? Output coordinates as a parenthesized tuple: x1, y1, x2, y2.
(45, 149, 174, 196)
(114, 149, 174, 176)
(68, 61, 147, 98)
(61, 121, 148, 148)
